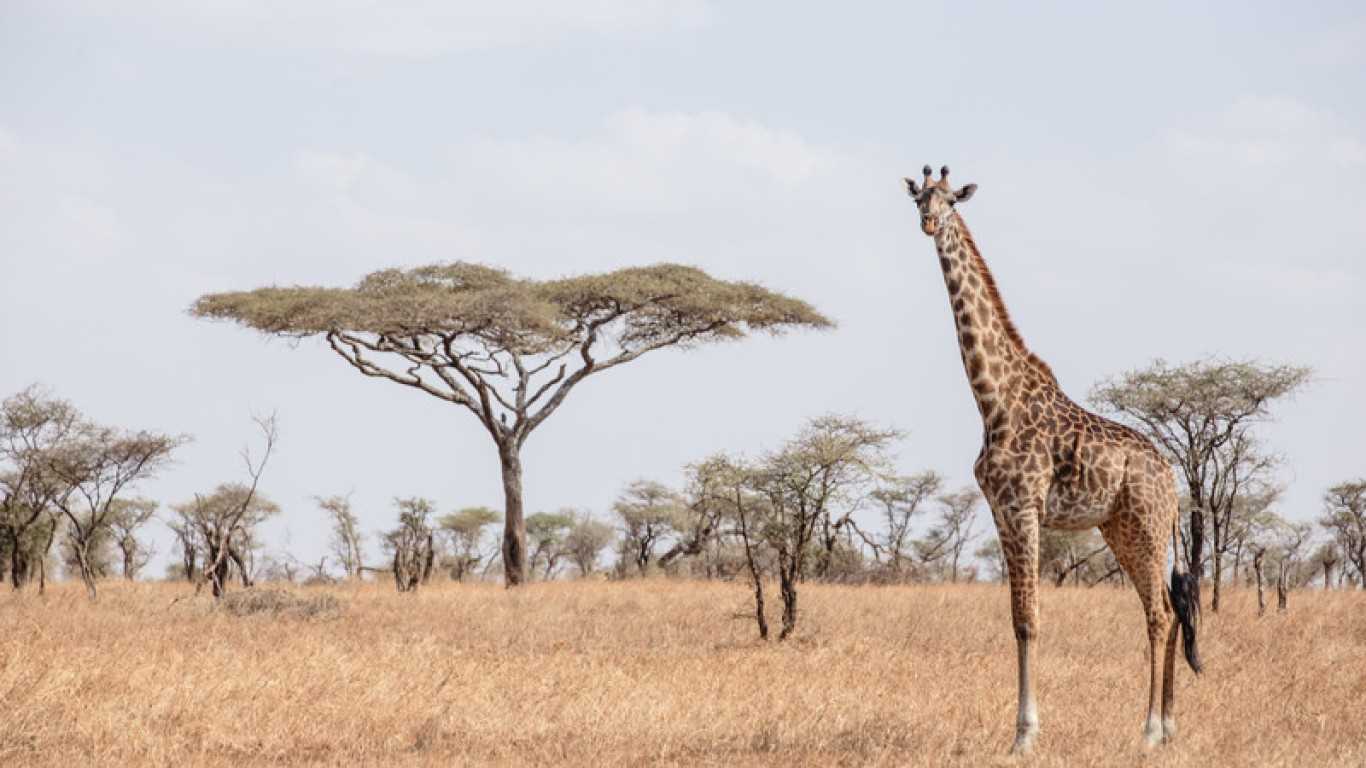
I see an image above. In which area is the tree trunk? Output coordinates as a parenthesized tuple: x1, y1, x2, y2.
(76, 542, 98, 601)
(1323, 562, 1332, 589)
(422, 533, 436, 584)
(229, 547, 252, 588)
(1212, 550, 1224, 613)
(1276, 563, 1288, 612)
(8, 534, 29, 590)
(499, 448, 527, 587)
(1254, 552, 1265, 617)
(122, 542, 136, 580)
(778, 563, 798, 640)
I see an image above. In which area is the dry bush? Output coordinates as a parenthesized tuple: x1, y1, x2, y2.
(219, 588, 343, 620)
(1, 579, 1363, 767)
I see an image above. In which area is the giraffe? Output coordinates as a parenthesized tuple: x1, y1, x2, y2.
(903, 165, 1202, 753)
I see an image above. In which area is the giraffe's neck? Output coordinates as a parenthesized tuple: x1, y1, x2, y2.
(933, 211, 1057, 425)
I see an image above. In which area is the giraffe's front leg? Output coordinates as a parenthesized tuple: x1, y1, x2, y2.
(999, 506, 1042, 754)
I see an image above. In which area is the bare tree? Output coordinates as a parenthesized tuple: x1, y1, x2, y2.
(613, 480, 683, 575)
(316, 494, 365, 580)
(194, 264, 832, 586)
(45, 417, 185, 599)
(438, 506, 500, 581)
(386, 497, 436, 592)
(1, 386, 81, 589)
(1320, 480, 1366, 588)
(1091, 358, 1310, 611)
(107, 497, 157, 580)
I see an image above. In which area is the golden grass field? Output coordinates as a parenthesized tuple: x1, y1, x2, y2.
(2, 579, 1363, 767)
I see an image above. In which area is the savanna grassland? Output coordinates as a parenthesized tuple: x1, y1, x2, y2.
(2, 580, 1363, 767)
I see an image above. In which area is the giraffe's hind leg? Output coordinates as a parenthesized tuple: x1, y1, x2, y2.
(1099, 513, 1174, 749)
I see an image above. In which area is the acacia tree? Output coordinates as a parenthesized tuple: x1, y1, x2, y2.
(386, 497, 437, 592)
(316, 494, 365, 580)
(177, 485, 281, 597)
(613, 480, 683, 575)
(1320, 480, 1366, 587)
(108, 497, 158, 580)
(1, 387, 81, 589)
(753, 416, 898, 639)
(865, 471, 943, 577)
(166, 513, 202, 582)
(1091, 358, 1310, 611)
(438, 506, 500, 581)
(563, 513, 615, 577)
(192, 263, 830, 585)
(915, 488, 982, 583)
(655, 459, 732, 573)
(46, 419, 184, 599)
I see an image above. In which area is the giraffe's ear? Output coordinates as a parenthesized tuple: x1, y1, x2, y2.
(953, 184, 977, 203)
(904, 177, 921, 197)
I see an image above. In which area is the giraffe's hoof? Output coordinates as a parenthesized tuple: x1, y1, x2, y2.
(1010, 730, 1038, 756)
(1162, 717, 1178, 742)
(1142, 721, 1165, 749)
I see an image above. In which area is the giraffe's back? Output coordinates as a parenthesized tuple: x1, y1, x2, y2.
(1040, 392, 1173, 531)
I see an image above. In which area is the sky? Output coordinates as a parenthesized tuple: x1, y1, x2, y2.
(3, 1, 1364, 577)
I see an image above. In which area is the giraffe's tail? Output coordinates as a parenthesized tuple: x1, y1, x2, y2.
(1169, 563, 1203, 675)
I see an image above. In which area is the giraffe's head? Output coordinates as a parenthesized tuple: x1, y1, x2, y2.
(904, 165, 977, 237)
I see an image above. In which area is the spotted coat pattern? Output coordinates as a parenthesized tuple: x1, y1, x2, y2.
(908, 167, 1184, 753)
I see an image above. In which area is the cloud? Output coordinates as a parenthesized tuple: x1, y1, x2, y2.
(1165, 96, 1366, 172)
(452, 109, 848, 214)
(55, 0, 713, 56)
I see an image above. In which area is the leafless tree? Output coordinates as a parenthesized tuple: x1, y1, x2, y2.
(1091, 358, 1310, 611)
(107, 497, 157, 580)
(1320, 480, 1366, 587)
(194, 264, 832, 586)
(316, 494, 365, 580)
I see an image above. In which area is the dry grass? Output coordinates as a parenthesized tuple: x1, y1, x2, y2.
(2, 579, 1363, 767)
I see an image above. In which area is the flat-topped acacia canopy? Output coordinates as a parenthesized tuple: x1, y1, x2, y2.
(192, 261, 831, 585)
